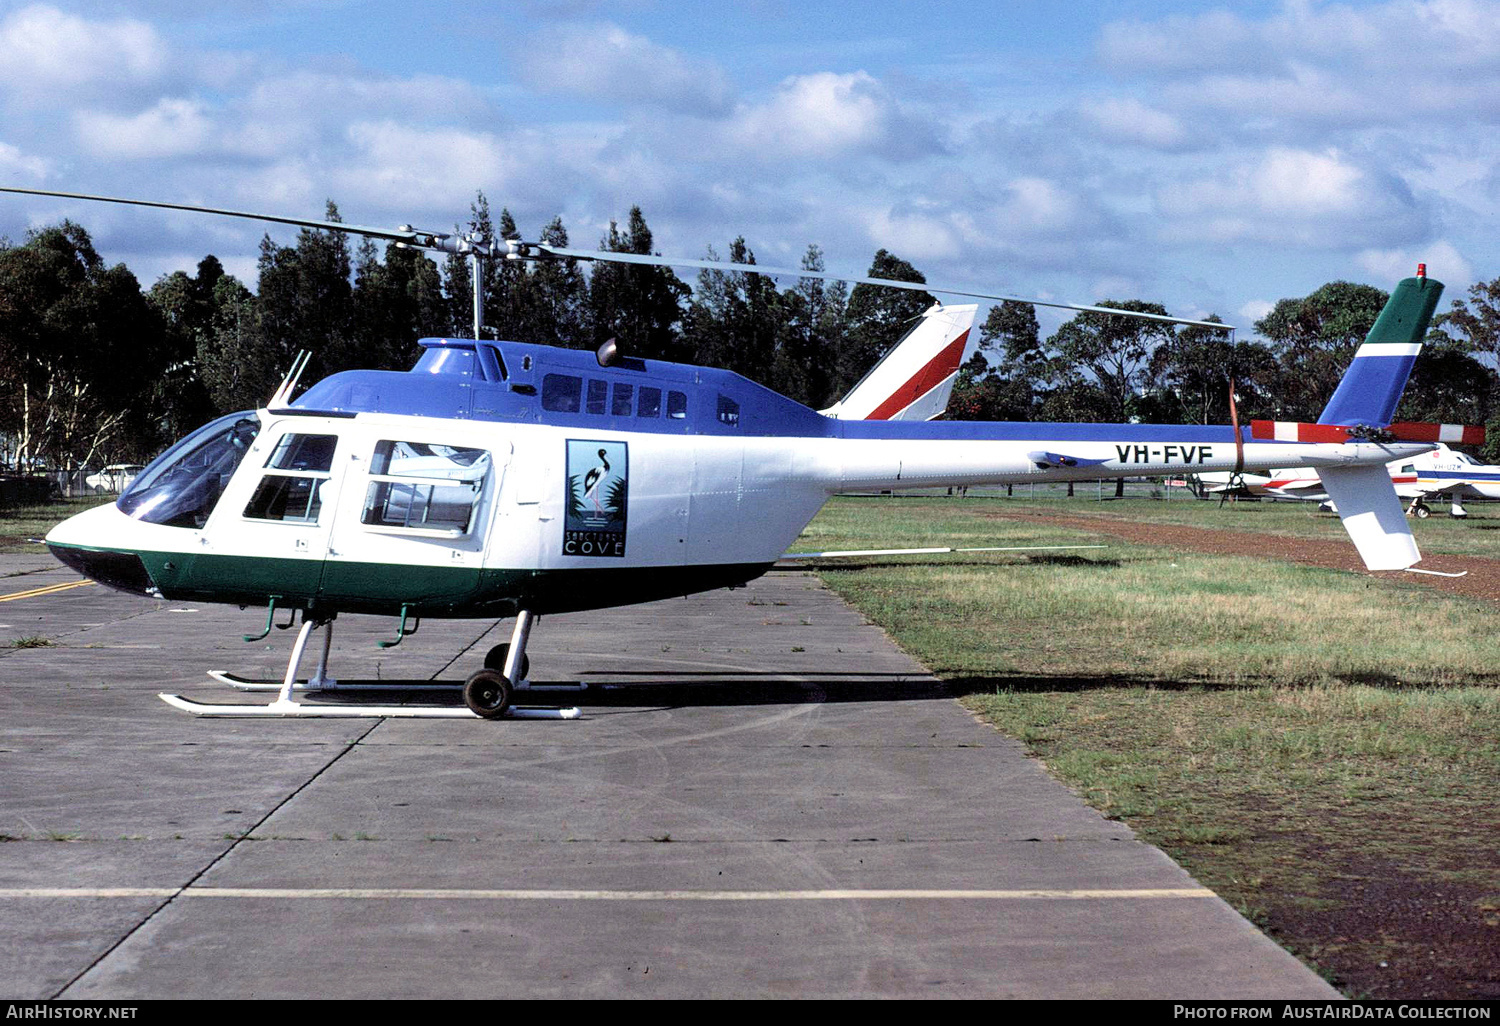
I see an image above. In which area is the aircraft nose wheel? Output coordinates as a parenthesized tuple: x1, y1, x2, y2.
(464, 668, 513, 719)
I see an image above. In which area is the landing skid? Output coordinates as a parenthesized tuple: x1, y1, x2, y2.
(208, 671, 589, 693)
(161, 612, 580, 719)
(159, 693, 576, 719)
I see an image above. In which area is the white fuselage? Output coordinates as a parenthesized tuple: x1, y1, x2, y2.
(48, 405, 1433, 619)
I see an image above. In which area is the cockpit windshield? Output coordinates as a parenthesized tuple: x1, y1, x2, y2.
(117, 412, 260, 528)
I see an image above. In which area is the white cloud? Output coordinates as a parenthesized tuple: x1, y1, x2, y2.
(231, 71, 496, 158)
(0, 4, 166, 100)
(1101, 1, 1500, 133)
(1356, 240, 1473, 289)
(1239, 298, 1275, 322)
(1251, 147, 1365, 215)
(728, 71, 941, 162)
(73, 98, 215, 158)
(520, 22, 732, 115)
(0, 140, 48, 180)
(1158, 146, 1429, 248)
(859, 203, 962, 262)
(991, 177, 1090, 236)
(1079, 96, 1189, 149)
(334, 121, 513, 212)
(1100, 0, 1500, 77)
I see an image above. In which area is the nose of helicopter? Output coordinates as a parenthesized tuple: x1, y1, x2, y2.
(46, 503, 158, 597)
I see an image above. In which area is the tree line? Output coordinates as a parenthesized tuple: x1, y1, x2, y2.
(2, 190, 1498, 472)
(951, 281, 1500, 463)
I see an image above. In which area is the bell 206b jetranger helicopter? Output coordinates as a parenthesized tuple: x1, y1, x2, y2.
(1, 187, 1456, 720)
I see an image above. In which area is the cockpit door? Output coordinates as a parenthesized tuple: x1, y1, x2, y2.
(206, 425, 349, 608)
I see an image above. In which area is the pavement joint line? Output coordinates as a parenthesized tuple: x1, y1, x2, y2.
(53, 716, 388, 999)
(1, 887, 1218, 901)
(428, 618, 504, 680)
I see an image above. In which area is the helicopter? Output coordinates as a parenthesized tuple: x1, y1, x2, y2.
(2, 187, 1452, 720)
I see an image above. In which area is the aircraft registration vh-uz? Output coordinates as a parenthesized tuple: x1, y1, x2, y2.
(0, 186, 1461, 720)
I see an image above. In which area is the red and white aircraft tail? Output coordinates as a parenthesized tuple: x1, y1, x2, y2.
(821, 303, 978, 421)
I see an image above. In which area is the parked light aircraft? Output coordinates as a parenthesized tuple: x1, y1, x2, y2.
(1201, 441, 1499, 518)
(3, 187, 1449, 720)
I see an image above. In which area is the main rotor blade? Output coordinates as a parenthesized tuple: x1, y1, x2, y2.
(0, 187, 425, 245)
(537, 243, 1234, 332)
(1, 185, 1233, 332)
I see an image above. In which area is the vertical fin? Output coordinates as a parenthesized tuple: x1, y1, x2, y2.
(1317, 273, 1443, 427)
(821, 304, 978, 420)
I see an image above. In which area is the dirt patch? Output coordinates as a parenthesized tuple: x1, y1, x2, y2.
(984, 508, 1500, 603)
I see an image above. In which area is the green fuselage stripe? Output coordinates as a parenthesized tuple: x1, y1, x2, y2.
(50, 543, 771, 618)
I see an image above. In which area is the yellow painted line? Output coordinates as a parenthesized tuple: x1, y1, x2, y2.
(0, 887, 1216, 901)
(0, 579, 93, 603)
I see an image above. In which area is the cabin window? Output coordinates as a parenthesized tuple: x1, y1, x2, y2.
(717, 394, 740, 427)
(541, 374, 582, 413)
(362, 440, 492, 535)
(243, 433, 338, 524)
(265, 433, 336, 473)
(1401, 464, 1416, 473)
(413, 347, 476, 378)
(611, 383, 634, 417)
(586, 379, 608, 416)
(244, 475, 325, 523)
(667, 391, 688, 419)
(638, 387, 661, 418)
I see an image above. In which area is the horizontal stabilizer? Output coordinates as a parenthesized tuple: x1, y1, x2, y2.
(1319, 464, 1420, 571)
(1251, 420, 1485, 446)
(1384, 422, 1486, 445)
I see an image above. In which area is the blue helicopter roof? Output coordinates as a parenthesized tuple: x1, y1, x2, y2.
(291, 337, 831, 438)
(287, 337, 1275, 445)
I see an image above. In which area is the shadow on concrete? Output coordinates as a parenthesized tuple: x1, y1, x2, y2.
(276, 673, 953, 710)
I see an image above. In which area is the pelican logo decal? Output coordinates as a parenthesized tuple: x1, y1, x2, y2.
(564, 439, 628, 557)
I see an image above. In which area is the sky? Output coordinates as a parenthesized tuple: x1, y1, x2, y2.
(0, 0, 1496, 343)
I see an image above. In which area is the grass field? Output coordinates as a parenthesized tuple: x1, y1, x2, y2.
(0, 497, 110, 554)
(801, 493, 1500, 999)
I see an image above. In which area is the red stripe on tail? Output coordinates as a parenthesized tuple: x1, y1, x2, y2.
(864, 330, 970, 421)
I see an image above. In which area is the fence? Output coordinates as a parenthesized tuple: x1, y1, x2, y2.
(0, 477, 52, 507)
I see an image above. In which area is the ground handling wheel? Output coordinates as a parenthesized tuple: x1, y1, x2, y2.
(484, 643, 530, 681)
(464, 668, 513, 719)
